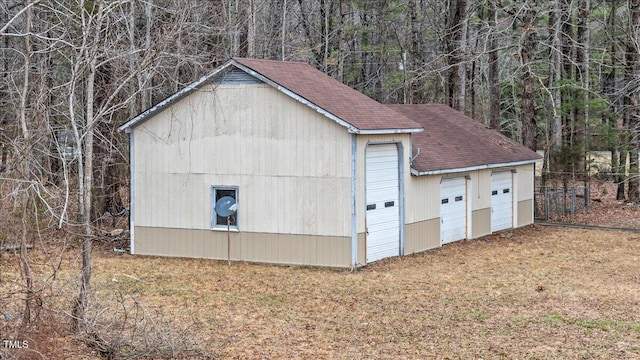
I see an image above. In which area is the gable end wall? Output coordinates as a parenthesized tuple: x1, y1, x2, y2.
(131, 83, 353, 266)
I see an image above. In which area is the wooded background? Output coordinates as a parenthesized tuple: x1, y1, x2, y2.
(1, 0, 639, 330)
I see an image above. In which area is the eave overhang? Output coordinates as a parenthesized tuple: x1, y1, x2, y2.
(410, 158, 542, 176)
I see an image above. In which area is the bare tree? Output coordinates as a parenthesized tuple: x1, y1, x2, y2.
(486, 0, 500, 130)
(17, 4, 36, 327)
(520, 1, 540, 151)
(626, 0, 640, 201)
(576, 0, 591, 188)
(542, 0, 564, 185)
(601, 0, 627, 200)
(445, 0, 468, 111)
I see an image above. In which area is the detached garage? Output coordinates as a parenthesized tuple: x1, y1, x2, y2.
(119, 58, 541, 268)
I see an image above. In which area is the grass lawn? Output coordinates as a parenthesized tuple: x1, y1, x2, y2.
(3, 225, 640, 359)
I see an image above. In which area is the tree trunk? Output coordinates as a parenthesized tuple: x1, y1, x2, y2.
(20, 192, 34, 327)
(18, 6, 35, 327)
(281, 0, 287, 60)
(618, 151, 628, 200)
(408, 0, 422, 104)
(520, 2, 539, 151)
(72, 55, 96, 331)
(487, 0, 500, 130)
(604, 0, 626, 200)
(575, 0, 590, 181)
(626, 0, 640, 201)
(446, 0, 467, 111)
(297, 0, 324, 69)
(247, 0, 256, 57)
(337, 0, 346, 82)
(71, 1, 107, 328)
(603, 0, 616, 174)
(561, 0, 574, 148)
(546, 0, 563, 184)
(0, 7, 8, 169)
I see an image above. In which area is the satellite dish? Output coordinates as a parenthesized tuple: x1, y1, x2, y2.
(215, 196, 237, 217)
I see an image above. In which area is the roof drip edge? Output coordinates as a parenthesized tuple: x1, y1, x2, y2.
(411, 159, 542, 176)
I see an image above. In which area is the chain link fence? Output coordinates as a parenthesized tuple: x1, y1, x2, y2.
(535, 185, 590, 221)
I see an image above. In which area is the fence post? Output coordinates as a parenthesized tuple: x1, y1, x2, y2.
(560, 188, 567, 216)
(570, 187, 576, 216)
(544, 188, 549, 220)
(585, 186, 590, 212)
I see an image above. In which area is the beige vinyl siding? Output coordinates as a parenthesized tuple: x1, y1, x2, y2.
(470, 169, 496, 238)
(404, 174, 443, 254)
(471, 208, 491, 238)
(516, 164, 535, 201)
(471, 170, 492, 210)
(134, 227, 350, 267)
(516, 164, 536, 227)
(405, 174, 441, 223)
(133, 83, 352, 237)
(517, 199, 534, 227)
(405, 219, 440, 254)
(357, 233, 365, 265)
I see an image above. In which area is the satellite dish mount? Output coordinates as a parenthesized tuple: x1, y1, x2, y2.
(215, 196, 237, 266)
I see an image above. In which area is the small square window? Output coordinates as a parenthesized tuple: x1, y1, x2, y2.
(492, 190, 498, 196)
(211, 186, 238, 229)
(503, 188, 510, 194)
(441, 198, 449, 204)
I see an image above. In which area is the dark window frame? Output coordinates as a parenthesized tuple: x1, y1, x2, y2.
(211, 185, 239, 230)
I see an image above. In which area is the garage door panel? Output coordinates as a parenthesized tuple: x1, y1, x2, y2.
(369, 227, 400, 240)
(441, 177, 467, 244)
(444, 212, 466, 222)
(441, 228, 463, 241)
(367, 214, 398, 225)
(366, 187, 398, 199)
(365, 144, 400, 263)
(491, 172, 513, 232)
(367, 222, 399, 233)
(366, 161, 397, 169)
(366, 166, 397, 176)
(367, 171, 396, 180)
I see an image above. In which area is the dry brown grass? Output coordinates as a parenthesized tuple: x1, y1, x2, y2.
(3, 173, 639, 358)
(63, 226, 640, 358)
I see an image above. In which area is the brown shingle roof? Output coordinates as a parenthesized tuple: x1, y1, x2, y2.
(387, 104, 541, 174)
(233, 57, 422, 133)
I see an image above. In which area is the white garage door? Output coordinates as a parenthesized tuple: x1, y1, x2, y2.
(491, 171, 513, 232)
(441, 177, 467, 244)
(365, 144, 400, 263)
